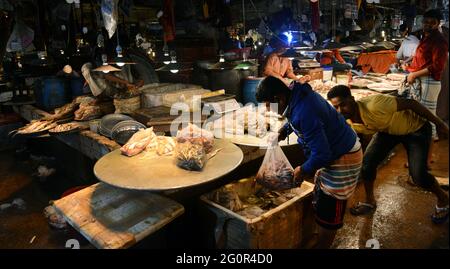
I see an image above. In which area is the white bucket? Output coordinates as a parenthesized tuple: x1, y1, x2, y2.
(336, 75, 349, 86)
(323, 69, 333, 81)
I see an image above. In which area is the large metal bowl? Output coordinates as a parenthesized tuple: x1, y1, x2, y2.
(99, 114, 134, 138)
(111, 120, 147, 145)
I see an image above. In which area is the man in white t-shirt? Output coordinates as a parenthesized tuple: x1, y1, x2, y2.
(396, 24, 420, 64)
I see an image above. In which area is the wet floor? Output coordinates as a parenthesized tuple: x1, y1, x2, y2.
(333, 141, 449, 249)
(0, 140, 448, 249)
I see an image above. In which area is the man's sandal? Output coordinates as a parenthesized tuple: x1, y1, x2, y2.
(431, 205, 449, 224)
(350, 202, 377, 216)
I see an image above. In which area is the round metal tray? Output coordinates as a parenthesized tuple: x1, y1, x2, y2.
(94, 138, 243, 191)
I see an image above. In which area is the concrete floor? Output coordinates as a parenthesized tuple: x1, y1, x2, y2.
(0, 140, 448, 249)
(333, 141, 449, 249)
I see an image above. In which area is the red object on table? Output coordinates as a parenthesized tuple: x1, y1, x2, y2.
(357, 50, 397, 74)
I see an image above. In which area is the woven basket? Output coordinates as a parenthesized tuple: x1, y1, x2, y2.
(114, 96, 141, 114)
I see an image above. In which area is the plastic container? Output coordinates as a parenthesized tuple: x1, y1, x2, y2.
(89, 119, 101, 133)
(70, 77, 85, 97)
(34, 77, 70, 111)
(242, 77, 264, 105)
(322, 66, 333, 81)
(336, 75, 349, 86)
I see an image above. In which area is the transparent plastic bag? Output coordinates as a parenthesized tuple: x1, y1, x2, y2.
(176, 123, 214, 153)
(255, 135, 295, 190)
(101, 0, 119, 38)
(175, 140, 207, 171)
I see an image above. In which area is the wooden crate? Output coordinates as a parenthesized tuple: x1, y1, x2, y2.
(200, 178, 314, 249)
(53, 183, 185, 249)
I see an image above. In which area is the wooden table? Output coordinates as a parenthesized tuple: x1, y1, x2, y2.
(13, 105, 120, 160)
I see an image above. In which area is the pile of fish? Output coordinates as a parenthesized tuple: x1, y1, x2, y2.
(49, 123, 84, 133)
(74, 101, 102, 121)
(43, 102, 79, 121)
(120, 127, 177, 157)
(256, 160, 295, 191)
(213, 106, 272, 138)
(211, 179, 300, 219)
(120, 127, 156, 157)
(14, 120, 57, 136)
(147, 136, 176, 156)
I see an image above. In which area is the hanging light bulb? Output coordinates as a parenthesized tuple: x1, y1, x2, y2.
(115, 45, 125, 67)
(219, 50, 225, 63)
(60, 50, 65, 55)
(210, 50, 236, 70)
(351, 20, 362, 31)
(169, 51, 179, 73)
(162, 44, 170, 65)
(38, 51, 47, 60)
(94, 54, 121, 73)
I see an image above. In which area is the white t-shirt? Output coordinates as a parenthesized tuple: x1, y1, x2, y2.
(396, 35, 420, 61)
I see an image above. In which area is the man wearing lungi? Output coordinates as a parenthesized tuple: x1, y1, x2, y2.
(327, 85, 449, 224)
(256, 76, 363, 248)
(403, 9, 449, 166)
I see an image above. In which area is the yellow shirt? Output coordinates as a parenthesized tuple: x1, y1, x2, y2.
(350, 95, 425, 135)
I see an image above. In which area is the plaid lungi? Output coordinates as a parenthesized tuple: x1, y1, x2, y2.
(314, 148, 363, 200)
(408, 76, 441, 139)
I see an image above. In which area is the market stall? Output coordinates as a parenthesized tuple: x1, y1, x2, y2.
(1, 0, 448, 252)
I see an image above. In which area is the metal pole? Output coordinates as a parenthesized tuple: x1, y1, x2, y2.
(242, 0, 246, 36)
(332, 0, 336, 41)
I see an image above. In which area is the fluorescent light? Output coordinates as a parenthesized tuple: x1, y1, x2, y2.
(283, 31, 293, 45)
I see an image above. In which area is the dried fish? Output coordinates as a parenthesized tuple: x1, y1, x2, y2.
(49, 123, 82, 133)
(155, 136, 176, 156)
(43, 102, 79, 121)
(16, 120, 57, 135)
(175, 141, 206, 171)
(176, 123, 214, 153)
(120, 128, 156, 157)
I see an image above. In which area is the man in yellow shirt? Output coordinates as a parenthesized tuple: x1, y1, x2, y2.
(327, 85, 449, 224)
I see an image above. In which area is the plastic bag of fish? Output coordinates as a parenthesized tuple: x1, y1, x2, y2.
(176, 123, 214, 153)
(175, 124, 214, 171)
(255, 136, 295, 190)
